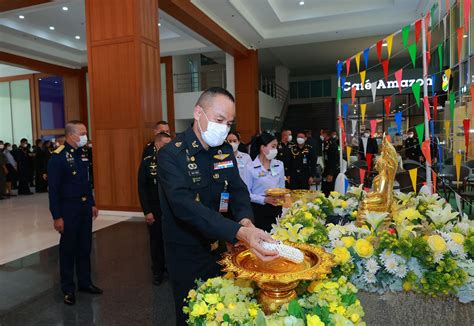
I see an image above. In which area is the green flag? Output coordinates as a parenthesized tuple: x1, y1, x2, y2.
(430, 4, 436, 26)
(337, 86, 341, 104)
(438, 43, 443, 72)
(415, 123, 424, 146)
(402, 25, 410, 48)
(412, 81, 421, 107)
(449, 92, 455, 121)
(408, 43, 417, 68)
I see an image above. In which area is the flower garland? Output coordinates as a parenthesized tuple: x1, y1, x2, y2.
(272, 188, 474, 303)
(184, 275, 366, 326)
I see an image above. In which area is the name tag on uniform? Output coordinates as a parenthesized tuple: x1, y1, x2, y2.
(303, 157, 307, 164)
(219, 192, 230, 212)
(214, 160, 234, 170)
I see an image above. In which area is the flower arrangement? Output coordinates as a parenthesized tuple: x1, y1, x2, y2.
(272, 189, 474, 303)
(184, 275, 366, 326)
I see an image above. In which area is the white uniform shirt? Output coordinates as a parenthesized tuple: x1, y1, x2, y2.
(235, 151, 251, 179)
(243, 156, 285, 205)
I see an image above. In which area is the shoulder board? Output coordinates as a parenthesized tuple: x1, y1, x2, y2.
(164, 134, 186, 155)
(53, 145, 65, 154)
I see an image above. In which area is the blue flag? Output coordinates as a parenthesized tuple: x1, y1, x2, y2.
(337, 61, 343, 79)
(343, 104, 349, 120)
(438, 143, 443, 169)
(341, 77, 346, 91)
(431, 74, 436, 95)
(395, 112, 403, 134)
(429, 120, 435, 140)
(344, 178, 349, 193)
(363, 48, 370, 69)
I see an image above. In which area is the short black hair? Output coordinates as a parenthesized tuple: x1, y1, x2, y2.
(154, 132, 171, 142)
(227, 131, 241, 141)
(155, 121, 168, 127)
(196, 87, 235, 108)
(250, 132, 276, 160)
(20, 138, 28, 143)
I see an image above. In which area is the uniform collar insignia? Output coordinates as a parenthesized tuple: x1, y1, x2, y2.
(213, 153, 229, 161)
(192, 140, 199, 148)
(175, 142, 182, 147)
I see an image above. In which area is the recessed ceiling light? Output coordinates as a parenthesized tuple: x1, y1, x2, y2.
(62, 6, 68, 11)
(49, 26, 55, 30)
(299, 1, 305, 5)
(75, 35, 81, 40)
(158, 22, 161, 26)
(18, 15, 25, 19)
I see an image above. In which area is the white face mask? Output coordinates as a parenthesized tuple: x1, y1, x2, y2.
(22, 143, 28, 148)
(0, 144, 4, 150)
(198, 108, 230, 147)
(265, 148, 278, 160)
(77, 135, 88, 147)
(364, 133, 370, 138)
(320, 135, 325, 141)
(288, 135, 293, 142)
(7, 146, 12, 151)
(230, 142, 239, 153)
(408, 133, 414, 138)
(296, 137, 305, 145)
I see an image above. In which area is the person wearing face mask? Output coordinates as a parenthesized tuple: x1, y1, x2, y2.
(226, 131, 251, 179)
(277, 129, 293, 183)
(138, 132, 172, 286)
(17, 138, 33, 195)
(358, 128, 378, 161)
(287, 132, 316, 190)
(404, 128, 423, 162)
(156, 87, 278, 325)
(321, 131, 340, 196)
(244, 132, 285, 232)
(47, 120, 102, 306)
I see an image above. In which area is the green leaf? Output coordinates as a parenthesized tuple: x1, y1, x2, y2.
(256, 310, 267, 326)
(341, 293, 357, 306)
(313, 305, 331, 325)
(288, 299, 303, 319)
(223, 314, 231, 323)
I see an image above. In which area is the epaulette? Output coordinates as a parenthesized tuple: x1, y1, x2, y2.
(53, 145, 65, 154)
(164, 134, 186, 155)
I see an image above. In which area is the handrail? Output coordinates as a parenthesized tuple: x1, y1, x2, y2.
(259, 75, 287, 102)
(272, 92, 290, 132)
(174, 69, 226, 93)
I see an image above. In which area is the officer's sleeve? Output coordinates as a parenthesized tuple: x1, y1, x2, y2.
(242, 164, 265, 205)
(228, 154, 254, 222)
(137, 160, 151, 215)
(47, 156, 62, 220)
(157, 149, 242, 243)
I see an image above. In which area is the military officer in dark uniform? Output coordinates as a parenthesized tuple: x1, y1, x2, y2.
(322, 131, 340, 196)
(288, 131, 316, 190)
(142, 121, 170, 159)
(138, 132, 171, 286)
(404, 129, 423, 162)
(157, 87, 277, 325)
(18, 138, 33, 195)
(47, 120, 102, 306)
(277, 129, 293, 183)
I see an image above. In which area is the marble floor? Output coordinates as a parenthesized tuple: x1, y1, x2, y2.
(0, 221, 176, 326)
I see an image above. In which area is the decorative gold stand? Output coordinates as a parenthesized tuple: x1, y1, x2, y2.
(219, 242, 335, 314)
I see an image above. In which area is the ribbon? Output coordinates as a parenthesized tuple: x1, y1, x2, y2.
(341, 77, 346, 92)
(395, 112, 403, 133)
(355, 52, 361, 72)
(455, 193, 462, 213)
(337, 61, 343, 78)
(445, 120, 451, 147)
(338, 115, 345, 132)
(423, 96, 431, 120)
(449, 92, 455, 122)
(351, 119, 358, 136)
(463, 119, 471, 157)
(415, 19, 422, 44)
(432, 170, 437, 193)
(363, 48, 370, 69)
(438, 143, 443, 168)
(431, 74, 436, 95)
(464, 0, 472, 30)
(415, 122, 424, 146)
(384, 96, 392, 117)
(408, 43, 417, 68)
(376, 40, 383, 62)
(402, 24, 410, 48)
(409, 168, 418, 192)
(337, 86, 341, 104)
(457, 26, 464, 64)
(445, 68, 451, 81)
(422, 140, 432, 165)
(471, 85, 474, 117)
(430, 120, 435, 140)
(346, 146, 352, 162)
(395, 69, 403, 94)
(359, 168, 366, 185)
(412, 81, 421, 107)
(386, 34, 394, 58)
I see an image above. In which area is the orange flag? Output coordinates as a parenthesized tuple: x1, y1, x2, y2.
(351, 87, 357, 104)
(455, 152, 462, 183)
(421, 140, 432, 165)
(409, 168, 418, 192)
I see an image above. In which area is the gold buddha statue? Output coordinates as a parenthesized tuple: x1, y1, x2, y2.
(357, 135, 398, 226)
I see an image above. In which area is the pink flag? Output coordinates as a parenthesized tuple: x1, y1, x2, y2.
(395, 69, 403, 94)
(370, 119, 378, 137)
(423, 96, 431, 120)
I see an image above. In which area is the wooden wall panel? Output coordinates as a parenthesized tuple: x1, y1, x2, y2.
(140, 42, 162, 125)
(63, 75, 81, 121)
(235, 50, 259, 143)
(139, 0, 159, 43)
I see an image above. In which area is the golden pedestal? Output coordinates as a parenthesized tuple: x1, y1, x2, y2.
(219, 242, 335, 314)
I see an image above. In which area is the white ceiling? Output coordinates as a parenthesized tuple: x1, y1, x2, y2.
(0, 0, 218, 69)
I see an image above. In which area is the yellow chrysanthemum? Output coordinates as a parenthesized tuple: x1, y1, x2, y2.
(354, 238, 374, 258)
(300, 226, 315, 238)
(248, 307, 258, 318)
(216, 303, 224, 311)
(333, 247, 351, 264)
(402, 281, 411, 291)
(204, 293, 219, 305)
(304, 212, 313, 219)
(350, 313, 360, 323)
(307, 314, 325, 326)
(449, 232, 465, 245)
(341, 236, 356, 248)
(340, 200, 348, 208)
(427, 235, 447, 253)
(324, 281, 339, 289)
(190, 301, 208, 317)
(187, 289, 197, 300)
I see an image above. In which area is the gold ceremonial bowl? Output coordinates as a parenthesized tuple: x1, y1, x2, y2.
(219, 242, 335, 314)
(265, 188, 290, 206)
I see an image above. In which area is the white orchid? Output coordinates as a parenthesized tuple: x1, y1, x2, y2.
(364, 211, 389, 231)
(426, 206, 459, 227)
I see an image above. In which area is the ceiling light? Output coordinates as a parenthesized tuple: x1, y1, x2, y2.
(299, 1, 305, 5)
(158, 23, 161, 26)
(464, 34, 468, 38)
(49, 26, 55, 30)
(75, 35, 81, 40)
(62, 6, 68, 11)
(19, 15, 25, 19)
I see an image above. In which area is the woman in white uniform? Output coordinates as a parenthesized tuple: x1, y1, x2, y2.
(226, 131, 251, 179)
(243, 132, 285, 232)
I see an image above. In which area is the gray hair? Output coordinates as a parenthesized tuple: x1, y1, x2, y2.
(65, 120, 85, 135)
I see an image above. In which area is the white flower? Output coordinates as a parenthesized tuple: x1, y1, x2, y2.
(344, 223, 359, 235)
(384, 257, 399, 275)
(364, 211, 389, 231)
(363, 271, 377, 284)
(379, 250, 392, 263)
(365, 258, 381, 274)
(426, 206, 459, 226)
(396, 192, 415, 204)
(332, 239, 344, 248)
(283, 316, 300, 326)
(433, 252, 444, 263)
(328, 228, 342, 241)
(394, 264, 408, 278)
(446, 241, 465, 257)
